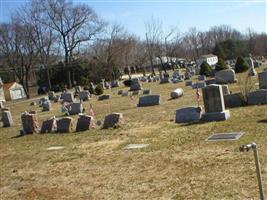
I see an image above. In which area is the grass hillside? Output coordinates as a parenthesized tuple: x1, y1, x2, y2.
(0, 70, 267, 200)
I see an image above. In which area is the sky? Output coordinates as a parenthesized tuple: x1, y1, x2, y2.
(0, 0, 266, 38)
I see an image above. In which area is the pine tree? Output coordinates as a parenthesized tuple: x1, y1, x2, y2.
(235, 56, 249, 73)
(200, 61, 213, 76)
(215, 58, 228, 71)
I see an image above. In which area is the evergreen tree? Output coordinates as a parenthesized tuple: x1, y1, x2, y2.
(200, 61, 213, 76)
(235, 56, 249, 73)
(215, 58, 228, 71)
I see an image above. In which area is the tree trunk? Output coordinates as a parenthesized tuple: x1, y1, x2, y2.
(67, 68, 72, 89)
(46, 67, 52, 90)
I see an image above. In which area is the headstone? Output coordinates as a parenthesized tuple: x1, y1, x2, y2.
(79, 90, 90, 101)
(103, 113, 123, 129)
(1, 110, 14, 127)
(53, 95, 61, 103)
(21, 111, 40, 134)
(75, 86, 82, 93)
(184, 72, 191, 80)
(40, 116, 57, 133)
(201, 84, 230, 121)
(48, 91, 56, 100)
(192, 82, 206, 89)
(185, 81, 193, 86)
(205, 79, 217, 85)
(76, 114, 94, 132)
(138, 95, 161, 107)
(57, 117, 73, 133)
(130, 78, 142, 91)
(247, 89, 267, 105)
(215, 69, 237, 84)
(248, 56, 257, 76)
(160, 73, 170, 84)
(258, 71, 267, 89)
(65, 103, 83, 115)
(198, 75, 206, 81)
(61, 92, 74, 103)
(170, 88, 184, 99)
(221, 85, 230, 95)
(118, 90, 123, 95)
(42, 100, 52, 112)
(143, 89, 151, 95)
(132, 90, 139, 95)
(39, 97, 48, 107)
(111, 80, 120, 88)
(121, 91, 129, 96)
(224, 93, 244, 108)
(98, 94, 110, 101)
(175, 107, 202, 123)
(105, 82, 111, 89)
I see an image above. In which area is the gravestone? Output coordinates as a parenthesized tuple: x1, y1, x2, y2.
(61, 92, 74, 103)
(48, 91, 56, 100)
(247, 89, 267, 105)
(40, 116, 57, 133)
(21, 111, 40, 134)
(75, 86, 82, 93)
(192, 82, 206, 89)
(184, 72, 191, 80)
(132, 90, 140, 95)
(258, 71, 267, 89)
(201, 84, 230, 121)
(98, 94, 110, 101)
(138, 95, 161, 107)
(105, 81, 111, 89)
(39, 97, 48, 107)
(160, 73, 170, 84)
(118, 90, 123, 95)
(130, 78, 142, 91)
(215, 69, 237, 84)
(248, 56, 257, 76)
(143, 89, 151, 95)
(1, 110, 14, 127)
(30, 101, 36, 106)
(121, 91, 129, 96)
(57, 117, 73, 133)
(175, 107, 202, 123)
(111, 80, 120, 88)
(53, 95, 61, 103)
(205, 79, 217, 85)
(76, 114, 94, 132)
(221, 85, 230, 95)
(0, 101, 4, 109)
(79, 90, 90, 101)
(224, 93, 244, 108)
(170, 88, 184, 99)
(103, 113, 123, 129)
(185, 81, 193, 86)
(65, 103, 83, 115)
(42, 100, 52, 112)
(198, 75, 206, 81)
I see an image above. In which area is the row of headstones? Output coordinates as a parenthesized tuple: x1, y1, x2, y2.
(48, 90, 91, 103)
(1, 109, 124, 133)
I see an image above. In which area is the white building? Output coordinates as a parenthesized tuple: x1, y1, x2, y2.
(196, 54, 218, 67)
(3, 82, 26, 101)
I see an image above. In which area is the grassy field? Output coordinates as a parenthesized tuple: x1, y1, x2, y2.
(0, 69, 267, 200)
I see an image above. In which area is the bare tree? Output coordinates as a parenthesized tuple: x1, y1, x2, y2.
(36, 0, 104, 88)
(0, 20, 38, 98)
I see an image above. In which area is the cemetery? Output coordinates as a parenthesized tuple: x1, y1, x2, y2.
(0, 0, 266, 199)
(0, 66, 266, 199)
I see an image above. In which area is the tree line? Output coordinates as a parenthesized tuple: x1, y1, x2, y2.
(0, 0, 266, 98)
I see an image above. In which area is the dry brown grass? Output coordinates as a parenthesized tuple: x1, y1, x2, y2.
(0, 67, 267, 200)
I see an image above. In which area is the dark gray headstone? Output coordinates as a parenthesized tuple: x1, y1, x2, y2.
(42, 100, 52, 112)
(79, 91, 90, 101)
(40, 117, 57, 133)
(76, 115, 94, 132)
(247, 89, 267, 105)
(65, 103, 83, 115)
(215, 69, 237, 84)
(130, 78, 142, 91)
(224, 93, 244, 108)
(138, 95, 161, 107)
(258, 71, 267, 89)
(57, 117, 73, 133)
(143, 89, 151, 95)
(61, 92, 74, 103)
(192, 82, 206, 89)
(175, 107, 202, 123)
(103, 113, 123, 129)
(98, 94, 110, 101)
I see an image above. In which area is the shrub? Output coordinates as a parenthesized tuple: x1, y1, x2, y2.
(215, 58, 228, 71)
(94, 84, 104, 95)
(123, 79, 132, 87)
(200, 61, 213, 76)
(235, 56, 249, 73)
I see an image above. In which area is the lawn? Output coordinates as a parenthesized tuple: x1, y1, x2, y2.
(0, 70, 267, 200)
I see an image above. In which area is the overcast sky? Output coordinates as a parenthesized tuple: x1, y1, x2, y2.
(1, 0, 266, 38)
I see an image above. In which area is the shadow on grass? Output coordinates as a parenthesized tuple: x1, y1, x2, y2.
(10, 134, 24, 139)
(257, 119, 267, 123)
(170, 120, 207, 126)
